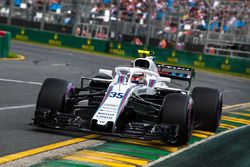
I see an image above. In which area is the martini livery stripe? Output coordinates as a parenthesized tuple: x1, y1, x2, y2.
(118, 75, 126, 84)
(148, 79, 156, 88)
(116, 85, 137, 119)
(97, 85, 114, 111)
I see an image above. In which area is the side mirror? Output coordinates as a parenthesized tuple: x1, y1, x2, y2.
(99, 69, 113, 78)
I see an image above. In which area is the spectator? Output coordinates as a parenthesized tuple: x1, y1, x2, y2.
(209, 46, 215, 55)
(75, 26, 81, 36)
(131, 36, 143, 45)
(117, 32, 123, 42)
(159, 38, 167, 49)
(15, 0, 22, 7)
(50, 0, 62, 12)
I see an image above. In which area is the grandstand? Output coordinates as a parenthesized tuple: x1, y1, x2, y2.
(0, 0, 249, 57)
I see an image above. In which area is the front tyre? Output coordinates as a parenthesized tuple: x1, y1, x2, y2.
(36, 78, 73, 113)
(192, 87, 223, 132)
(161, 93, 193, 145)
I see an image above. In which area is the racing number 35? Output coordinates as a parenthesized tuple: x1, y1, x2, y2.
(109, 92, 124, 98)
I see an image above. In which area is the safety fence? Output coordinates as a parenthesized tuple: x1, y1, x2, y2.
(0, 24, 249, 75)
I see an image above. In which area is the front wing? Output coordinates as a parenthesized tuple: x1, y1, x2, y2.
(33, 108, 179, 143)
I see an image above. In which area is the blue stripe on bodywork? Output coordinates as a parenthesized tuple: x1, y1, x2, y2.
(116, 85, 137, 119)
(96, 85, 114, 112)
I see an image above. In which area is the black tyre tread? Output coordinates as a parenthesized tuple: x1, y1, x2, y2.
(36, 78, 70, 112)
(162, 93, 193, 145)
(192, 87, 223, 132)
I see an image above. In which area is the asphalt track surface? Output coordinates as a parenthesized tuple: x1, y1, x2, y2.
(0, 41, 250, 160)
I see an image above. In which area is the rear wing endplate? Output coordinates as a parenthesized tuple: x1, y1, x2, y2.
(157, 64, 195, 88)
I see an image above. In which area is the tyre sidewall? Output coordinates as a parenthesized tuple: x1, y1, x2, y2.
(192, 87, 223, 131)
(36, 78, 70, 112)
(161, 93, 193, 145)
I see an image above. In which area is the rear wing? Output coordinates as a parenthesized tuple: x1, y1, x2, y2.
(157, 64, 195, 89)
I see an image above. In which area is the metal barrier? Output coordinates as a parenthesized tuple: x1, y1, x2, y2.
(0, 30, 10, 58)
(0, 24, 249, 75)
(0, 0, 249, 59)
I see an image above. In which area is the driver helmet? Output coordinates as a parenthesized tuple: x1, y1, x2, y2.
(131, 72, 146, 84)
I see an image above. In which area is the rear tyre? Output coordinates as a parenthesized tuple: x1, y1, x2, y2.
(161, 93, 193, 145)
(36, 78, 73, 113)
(192, 87, 223, 132)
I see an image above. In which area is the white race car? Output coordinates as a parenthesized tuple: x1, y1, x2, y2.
(33, 50, 223, 145)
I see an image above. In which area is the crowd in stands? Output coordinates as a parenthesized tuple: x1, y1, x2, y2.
(0, 0, 75, 25)
(0, 0, 249, 52)
(87, 0, 249, 46)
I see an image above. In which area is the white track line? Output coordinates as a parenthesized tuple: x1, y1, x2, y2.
(0, 78, 42, 85)
(0, 104, 36, 111)
(145, 124, 250, 167)
(223, 102, 250, 110)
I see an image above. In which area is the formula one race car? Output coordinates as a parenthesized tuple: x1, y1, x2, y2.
(33, 50, 223, 145)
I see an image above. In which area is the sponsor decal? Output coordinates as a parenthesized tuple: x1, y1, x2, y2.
(99, 104, 119, 113)
(118, 42, 122, 49)
(109, 49, 125, 55)
(48, 34, 62, 46)
(138, 89, 147, 94)
(194, 54, 205, 67)
(93, 84, 136, 126)
(109, 92, 124, 98)
(167, 51, 178, 63)
(109, 42, 113, 48)
(82, 38, 94, 51)
(15, 28, 28, 41)
(221, 57, 231, 71)
(118, 75, 126, 84)
(148, 79, 156, 88)
(82, 45, 94, 50)
(96, 111, 115, 120)
(109, 42, 124, 55)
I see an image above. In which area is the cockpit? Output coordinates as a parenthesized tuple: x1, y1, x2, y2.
(134, 59, 150, 69)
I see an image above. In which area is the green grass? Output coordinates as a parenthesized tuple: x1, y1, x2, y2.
(196, 66, 250, 79)
(12, 39, 250, 80)
(7, 52, 18, 58)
